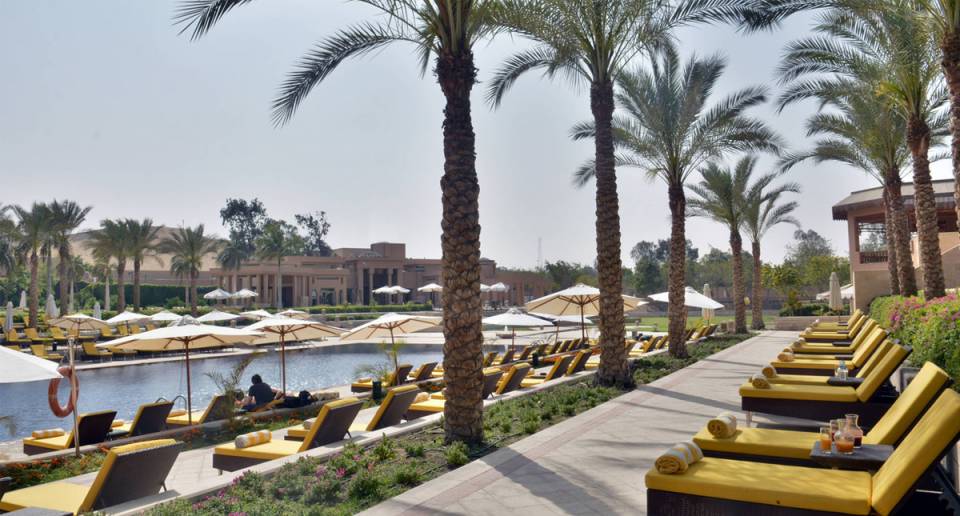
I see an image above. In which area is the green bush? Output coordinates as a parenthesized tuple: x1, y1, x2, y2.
(778, 302, 847, 317)
(303, 303, 432, 315)
(444, 441, 469, 467)
(869, 294, 960, 388)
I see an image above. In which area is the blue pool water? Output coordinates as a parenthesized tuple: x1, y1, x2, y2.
(0, 343, 445, 440)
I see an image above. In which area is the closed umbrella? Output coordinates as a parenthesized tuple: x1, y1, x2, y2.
(196, 310, 240, 323)
(648, 286, 723, 310)
(18, 291, 26, 310)
(525, 284, 646, 338)
(240, 309, 274, 321)
(828, 272, 843, 311)
(276, 309, 310, 320)
(45, 293, 59, 318)
(48, 314, 110, 457)
(150, 310, 183, 323)
(92, 302, 101, 320)
(701, 284, 715, 322)
(4, 302, 12, 333)
(100, 322, 262, 424)
(482, 308, 551, 348)
(339, 312, 440, 345)
(246, 318, 343, 394)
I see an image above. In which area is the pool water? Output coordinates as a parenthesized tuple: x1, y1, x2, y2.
(0, 343, 445, 440)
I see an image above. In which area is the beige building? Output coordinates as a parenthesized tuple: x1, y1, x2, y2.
(211, 241, 551, 308)
(833, 179, 960, 310)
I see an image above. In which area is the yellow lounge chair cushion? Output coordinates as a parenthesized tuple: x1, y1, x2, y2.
(351, 380, 374, 389)
(693, 427, 816, 460)
(520, 377, 547, 388)
(112, 422, 132, 434)
(214, 439, 303, 461)
(645, 458, 871, 514)
(165, 411, 205, 426)
(31, 428, 65, 439)
(767, 374, 832, 386)
(408, 398, 444, 413)
(0, 479, 90, 513)
(286, 427, 308, 439)
(864, 362, 949, 446)
(739, 383, 858, 402)
(769, 359, 838, 370)
(22, 433, 72, 451)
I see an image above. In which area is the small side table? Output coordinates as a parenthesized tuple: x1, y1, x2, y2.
(826, 377, 864, 387)
(809, 442, 893, 471)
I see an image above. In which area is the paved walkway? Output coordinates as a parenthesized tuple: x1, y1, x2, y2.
(362, 331, 801, 516)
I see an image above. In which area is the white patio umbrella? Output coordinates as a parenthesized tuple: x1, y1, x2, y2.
(276, 309, 310, 320)
(92, 302, 101, 320)
(701, 284, 715, 322)
(150, 310, 183, 322)
(417, 283, 442, 306)
(48, 314, 110, 457)
(240, 309, 274, 320)
(480, 284, 492, 293)
(390, 286, 410, 304)
(196, 310, 240, 323)
(525, 284, 646, 338)
(45, 293, 59, 318)
(372, 286, 394, 304)
(648, 286, 723, 310)
(231, 289, 258, 299)
(18, 291, 26, 310)
(4, 302, 12, 333)
(105, 311, 149, 326)
(203, 288, 232, 301)
(0, 345, 63, 383)
(482, 308, 551, 347)
(100, 323, 262, 424)
(246, 318, 343, 394)
(530, 312, 593, 340)
(339, 312, 441, 345)
(828, 271, 843, 311)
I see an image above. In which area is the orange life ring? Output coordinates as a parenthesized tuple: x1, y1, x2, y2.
(48, 366, 77, 418)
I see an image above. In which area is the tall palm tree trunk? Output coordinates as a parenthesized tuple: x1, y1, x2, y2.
(591, 80, 631, 387)
(116, 261, 127, 312)
(750, 240, 764, 330)
(104, 271, 111, 312)
(58, 246, 70, 313)
(133, 259, 142, 310)
(190, 272, 199, 316)
(942, 34, 960, 231)
(730, 231, 746, 334)
(667, 183, 688, 358)
(438, 49, 484, 444)
(45, 252, 53, 299)
(881, 187, 900, 295)
(887, 176, 917, 295)
(28, 251, 39, 329)
(276, 260, 283, 309)
(906, 117, 946, 298)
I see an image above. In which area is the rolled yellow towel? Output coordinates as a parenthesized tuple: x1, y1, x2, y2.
(655, 448, 689, 474)
(790, 340, 803, 351)
(776, 351, 794, 362)
(302, 418, 316, 429)
(750, 375, 771, 389)
(356, 377, 372, 383)
(414, 392, 430, 403)
(168, 409, 187, 417)
(31, 428, 65, 439)
(235, 429, 272, 449)
(706, 413, 737, 438)
(761, 365, 777, 378)
(111, 419, 125, 428)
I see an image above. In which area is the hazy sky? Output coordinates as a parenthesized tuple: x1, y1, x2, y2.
(1, 1, 952, 269)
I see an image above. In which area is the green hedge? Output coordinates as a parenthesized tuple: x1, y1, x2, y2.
(869, 294, 960, 389)
(298, 303, 433, 314)
(778, 302, 848, 317)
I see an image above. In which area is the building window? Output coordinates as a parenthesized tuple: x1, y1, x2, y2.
(857, 221, 887, 263)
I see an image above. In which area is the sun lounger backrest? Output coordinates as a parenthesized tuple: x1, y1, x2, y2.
(129, 402, 174, 437)
(481, 370, 504, 398)
(411, 362, 437, 382)
(855, 340, 891, 379)
(845, 312, 867, 336)
(387, 364, 414, 386)
(301, 398, 363, 450)
(201, 394, 232, 423)
(500, 349, 515, 364)
(871, 390, 960, 515)
(865, 362, 952, 446)
(850, 327, 887, 368)
(367, 385, 419, 431)
(483, 352, 497, 367)
(100, 327, 114, 338)
(567, 350, 590, 375)
(547, 354, 575, 380)
(640, 340, 654, 353)
(77, 410, 118, 447)
(517, 346, 533, 360)
(497, 363, 532, 394)
(81, 439, 182, 512)
(856, 344, 910, 402)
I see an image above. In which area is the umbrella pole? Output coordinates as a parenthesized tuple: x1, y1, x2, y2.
(580, 310, 585, 341)
(185, 341, 192, 426)
(280, 331, 287, 395)
(70, 323, 80, 458)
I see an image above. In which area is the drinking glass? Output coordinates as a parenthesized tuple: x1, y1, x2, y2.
(819, 427, 833, 453)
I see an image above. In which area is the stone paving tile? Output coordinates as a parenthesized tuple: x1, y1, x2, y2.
(360, 331, 800, 516)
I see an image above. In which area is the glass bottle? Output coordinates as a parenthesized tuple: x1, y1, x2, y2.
(845, 414, 864, 448)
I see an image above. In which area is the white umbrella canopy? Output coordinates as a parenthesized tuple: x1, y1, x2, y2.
(49, 313, 110, 332)
(390, 286, 410, 294)
(105, 311, 149, 325)
(150, 310, 183, 322)
(525, 284, 643, 316)
(92, 302, 101, 320)
(196, 310, 240, 323)
(530, 312, 593, 325)
(480, 284, 492, 293)
(339, 312, 441, 345)
(648, 286, 723, 310)
(231, 289, 258, 299)
(203, 288, 232, 301)
(240, 309, 274, 320)
(701, 284, 715, 321)
(417, 283, 442, 293)
(0, 345, 63, 383)
(489, 282, 509, 293)
(372, 286, 394, 295)
(246, 317, 344, 393)
(276, 309, 311, 320)
(482, 308, 550, 328)
(99, 323, 263, 424)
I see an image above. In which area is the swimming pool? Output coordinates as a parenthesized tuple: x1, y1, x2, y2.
(0, 343, 446, 440)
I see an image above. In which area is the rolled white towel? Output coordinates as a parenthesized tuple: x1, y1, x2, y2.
(750, 375, 771, 389)
(31, 428, 65, 439)
(654, 442, 704, 474)
(111, 419, 125, 428)
(302, 418, 316, 429)
(707, 413, 737, 438)
(761, 365, 777, 378)
(235, 429, 272, 449)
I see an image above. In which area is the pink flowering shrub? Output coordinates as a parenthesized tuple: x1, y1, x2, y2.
(870, 294, 960, 388)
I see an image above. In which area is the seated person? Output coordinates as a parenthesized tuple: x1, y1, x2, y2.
(236, 374, 280, 412)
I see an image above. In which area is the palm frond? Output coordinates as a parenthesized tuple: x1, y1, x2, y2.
(174, 0, 255, 40)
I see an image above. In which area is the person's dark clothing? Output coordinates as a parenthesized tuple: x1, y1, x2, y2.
(248, 382, 274, 407)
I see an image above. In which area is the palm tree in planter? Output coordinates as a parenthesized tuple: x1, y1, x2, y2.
(175, 0, 500, 443)
(159, 225, 220, 316)
(489, 0, 758, 382)
(87, 220, 131, 312)
(571, 46, 782, 357)
(13, 203, 52, 328)
(738, 162, 800, 330)
(49, 200, 92, 313)
(217, 239, 248, 294)
(125, 218, 161, 311)
(774, 3, 949, 298)
(254, 221, 303, 310)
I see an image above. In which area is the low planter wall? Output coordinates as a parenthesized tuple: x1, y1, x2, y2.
(774, 316, 843, 331)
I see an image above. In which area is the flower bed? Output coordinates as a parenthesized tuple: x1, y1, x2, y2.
(869, 294, 960, 387)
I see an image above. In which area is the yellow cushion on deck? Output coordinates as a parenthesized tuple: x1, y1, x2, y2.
(286, 427, 308, 439)
(165, 411, 204, 425)
(739, 382, 858, 402)
(520, 378, 547, 388)
(22, 433, 72, 450)
(864, 362, 950, 446)
(0, 479, 90, 513)
(408, 398, 445, 413)
(693, 427, 817, 460)
(214, 439, 303, 461)
(768, 359, 838, 370)
(767, 374, 831, 386)
(645, 458, 871, 515)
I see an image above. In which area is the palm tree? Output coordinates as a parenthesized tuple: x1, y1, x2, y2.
(571, 47, 781, 357)
(13, 203, 51, 328)
(87, 220, 130, 312)
(159, 225, 220, 316)
(176, 0, 501, 444)
(761, 2, 949, 298)
(778, 83, 944, 296)
(489, 0, 755, 381)
(48, 200, 92, 313)
(124, 219, 160, 310)
(217, 239, 248, 294)
(0, 204, 15, 277)
(740, 164, 801, 329)
(254, 221, 303, 309)
(687, 158, 755, 333)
